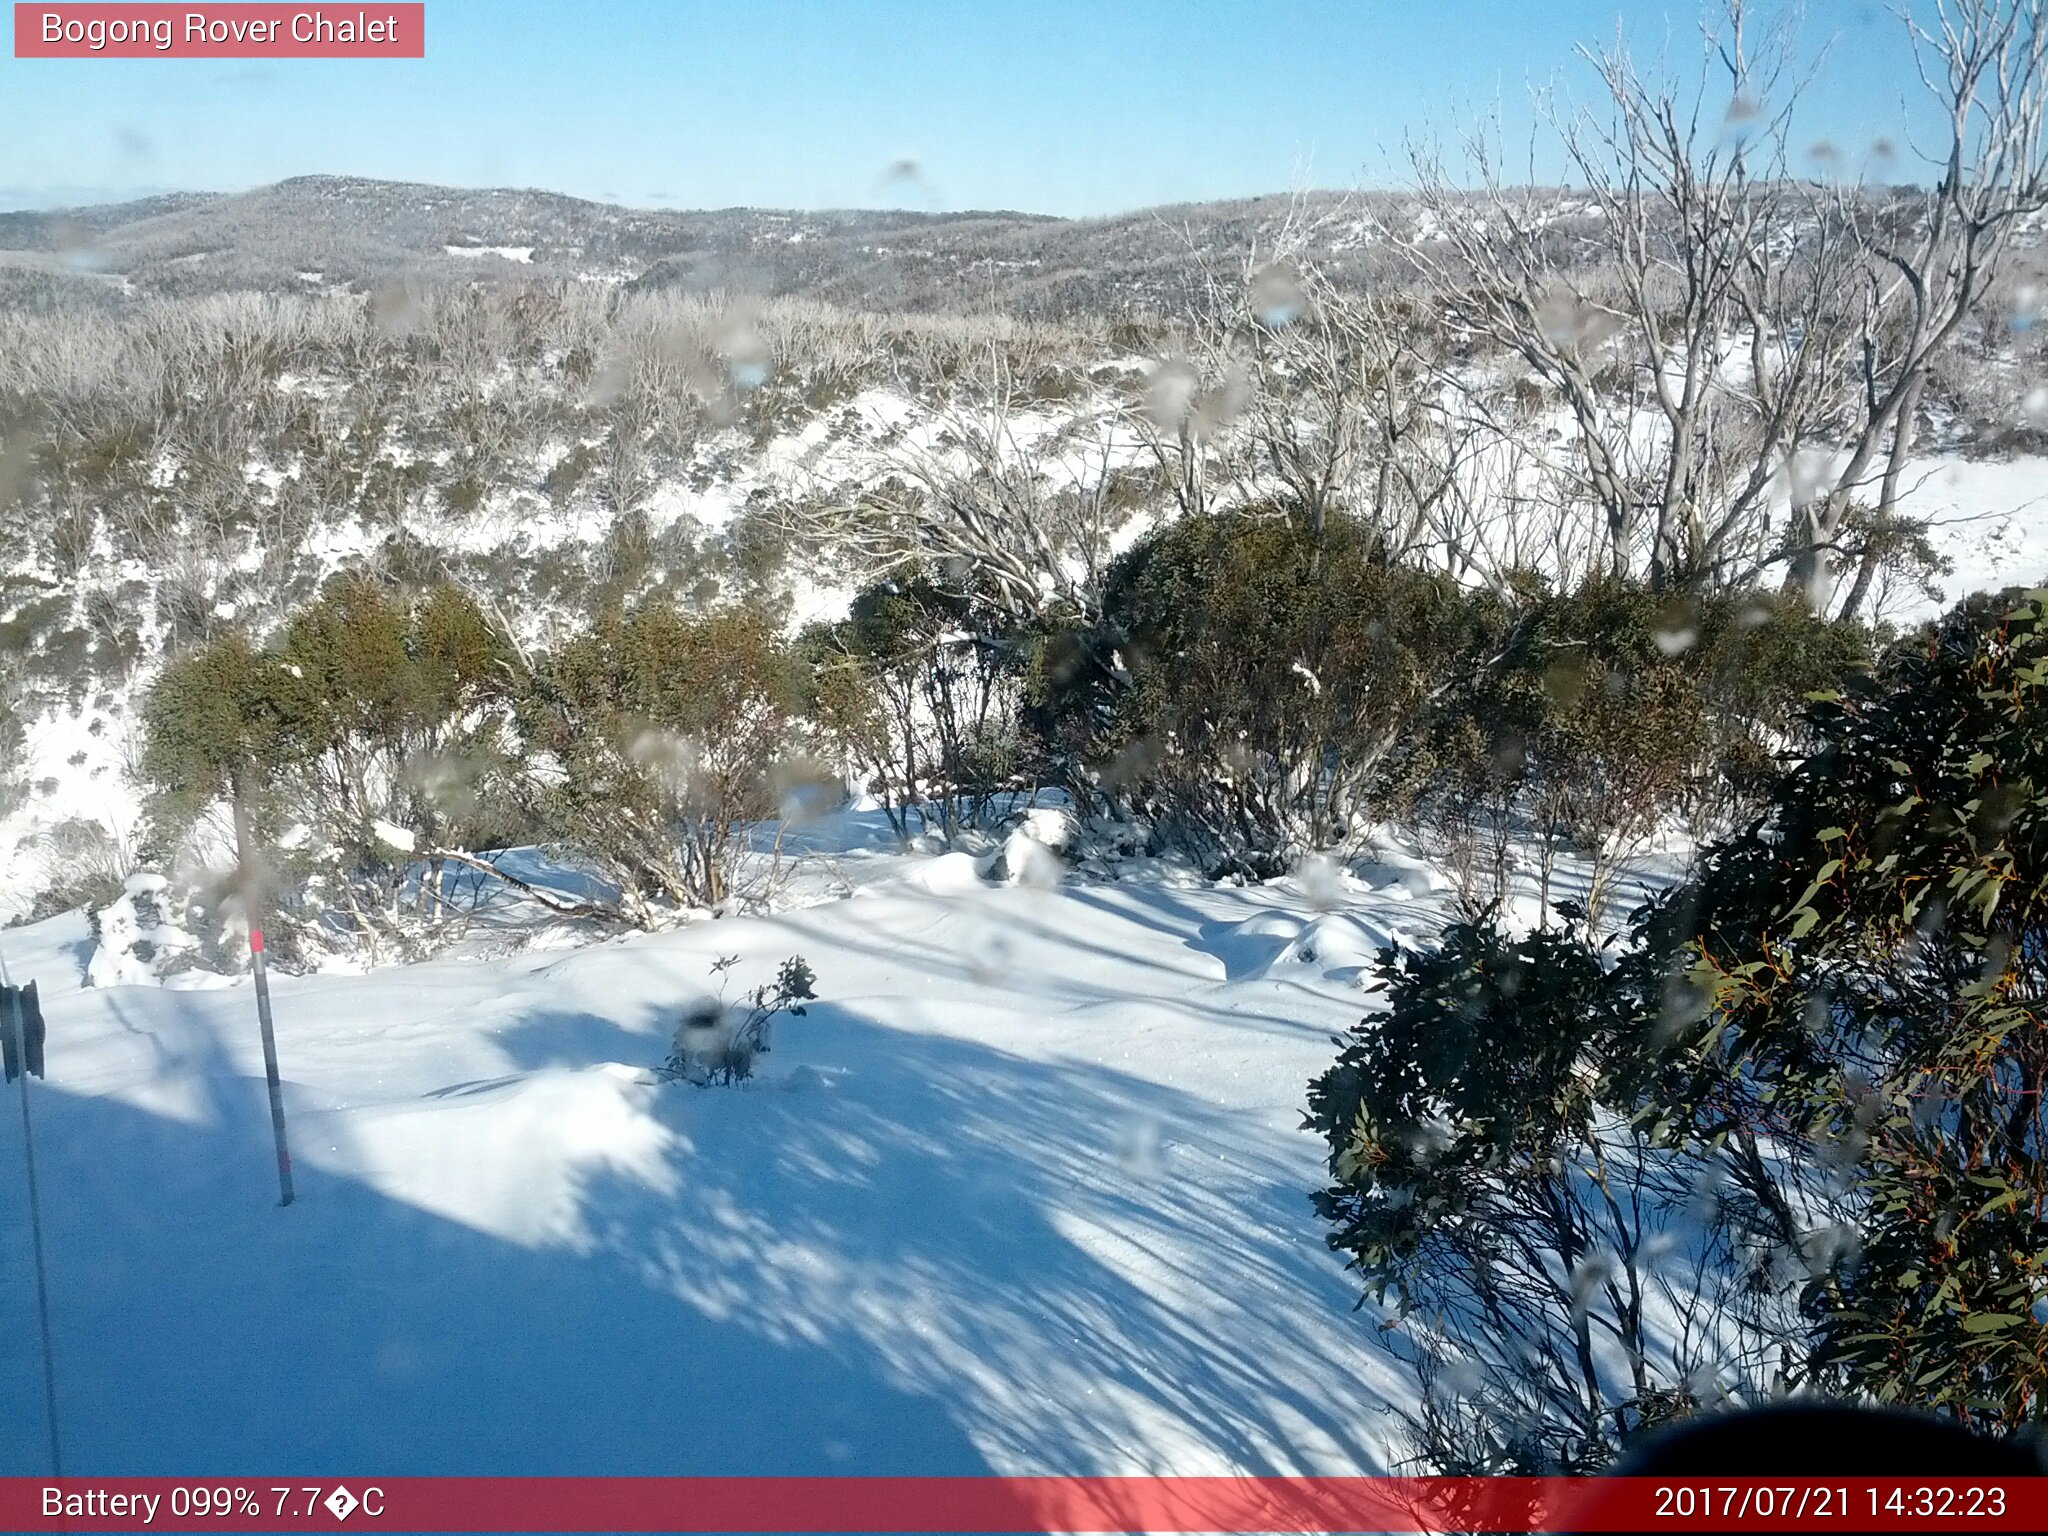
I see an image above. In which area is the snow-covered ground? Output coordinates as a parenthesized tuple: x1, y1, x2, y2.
(1888, 453, 2048, 617)
(0, 824, 1452, 1477)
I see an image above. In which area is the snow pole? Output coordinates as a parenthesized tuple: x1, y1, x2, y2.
(249, 923, 295, 1207)
(233, 779, 295, 1207)
(0, 938, 63, 1477)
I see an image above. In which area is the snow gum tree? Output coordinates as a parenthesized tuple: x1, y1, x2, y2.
(139, 628, 311, 850)
(1407, 0, 2048, 613)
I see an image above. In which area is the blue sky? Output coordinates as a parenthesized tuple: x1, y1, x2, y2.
(1, 0, 1932, 215)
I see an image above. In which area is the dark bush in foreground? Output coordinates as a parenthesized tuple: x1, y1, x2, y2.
(1638, 585, 2048, 1432)
(1311, 583, 2048, 1471)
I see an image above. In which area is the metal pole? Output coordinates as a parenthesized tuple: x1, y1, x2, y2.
(233, 781, 295, 1207)
(0, 940, 63, 1476)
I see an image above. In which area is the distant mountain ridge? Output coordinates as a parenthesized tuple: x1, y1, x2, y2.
(0, 174, 1402, 316)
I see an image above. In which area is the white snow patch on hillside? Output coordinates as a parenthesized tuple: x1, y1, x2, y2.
(444, 244, 534, 263)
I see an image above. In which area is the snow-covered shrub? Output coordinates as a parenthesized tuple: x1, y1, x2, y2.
(24, 816, 133, 922)
(664, 954, 817, 1086)
(994, 804, 1073, 888)
(84, 872, 201, 987)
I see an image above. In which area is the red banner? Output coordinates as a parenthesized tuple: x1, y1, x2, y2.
(13, 4, 424, 58)
(2, 1476, 2046, 1532)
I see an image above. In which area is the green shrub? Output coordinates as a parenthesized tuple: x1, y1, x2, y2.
(542, 441, 598, 507)
(139, 627, 312, 844)
(24, 818, 129, 920)
(139, 578, 521, 959)
(1088, 511, 1503, 875)
(1311, 581, 2048, 1474)
(1632, 583, 2048, 1433)
(802, 576, 1028, 843)
(1385, 581, 1866, 917)
(1307, 917, 1688, 1473)
(0, 684, 27, 822)
(517, 603, 803, 919)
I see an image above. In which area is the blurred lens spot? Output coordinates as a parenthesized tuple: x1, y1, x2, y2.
(1115, 1113, 1164, 1183)
(1294, 852, 1346, 912)
(1787, 447, 1833, 505)
(1249, 263, 1305, 329)
(372, 283, 423, 336)
(775, 762, 846, 825)
(1144, 357, 1199, 432)
(716, 307, 771, 392)
(1653, 597, 1699, 657)
(1542, 657, 1587, 709)
(967, 931, 1015, 985)
(1718, 92, 1762, 147)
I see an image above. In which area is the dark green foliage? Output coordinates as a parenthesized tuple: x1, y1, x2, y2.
(1038, 516, 1861, 882)
(1640, 584, 2048, 1431)
(1308, 921, 1616, 1276)
(1307, 917, 1691, 1473)
(138, 627, 312, 835)
(541, 441, 598, 507)
(1088, 511, 1501, 874)
(1309, 582, 2048, 1473)
(0, 683, 26, 820)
